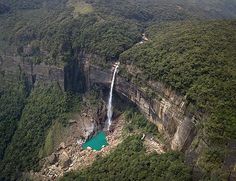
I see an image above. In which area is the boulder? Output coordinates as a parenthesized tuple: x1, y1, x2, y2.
(58, 142, 66, 150)
(48, 153, 58, 165)
(68, 119, 77, 124)
(87, 146, 92, 150)
(59, 151, 72, 168)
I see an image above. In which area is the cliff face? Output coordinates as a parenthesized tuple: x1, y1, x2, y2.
(64, 52, 88, 93)
(0, 54, 197, 151)
(116, 78, 197, 151)
(0, 55, 64, 89)
(88, 64, 197, 151)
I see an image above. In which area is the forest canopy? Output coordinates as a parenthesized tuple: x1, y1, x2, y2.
(120, 20, 236, 178)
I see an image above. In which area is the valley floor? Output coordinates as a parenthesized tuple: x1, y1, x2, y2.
(29, 115, 165, 180)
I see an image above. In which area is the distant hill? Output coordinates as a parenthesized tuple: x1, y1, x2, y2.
(182, 0, 236, 19)
(1, 0, 236, 61)
(87, 0, 236, 22)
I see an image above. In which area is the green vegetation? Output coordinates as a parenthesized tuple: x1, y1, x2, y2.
(1, 0, 236, 64)
(67, 17, 140, 60)
(39, 121, 66, 158)
(68, 0, 94, 15)
(87, 0, 236, 23)
(0, 85, 81, 180)
(0, 81, 28, 160)
(62, 135, 191, 181)
(124, 109, 158, 135)
(120, 20, 236, 178)
(0, 85, 66, 179)
(0, 0, 140, 64)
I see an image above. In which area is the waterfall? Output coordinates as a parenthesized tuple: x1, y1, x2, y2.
(107, 62, 119, 131)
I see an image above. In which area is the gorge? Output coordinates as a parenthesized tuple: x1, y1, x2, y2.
(0, 1, 235, 180)
(1, 38, 235, 179)
(0, 53, 197, 152)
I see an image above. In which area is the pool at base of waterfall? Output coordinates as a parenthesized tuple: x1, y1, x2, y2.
(82, 131, 108, 151)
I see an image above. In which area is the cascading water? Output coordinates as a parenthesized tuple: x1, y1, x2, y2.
(107, 62, 119, 131)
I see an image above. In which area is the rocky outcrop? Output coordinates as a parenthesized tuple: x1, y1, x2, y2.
(47, 153, 58, 165)
(59, 151, 72, 168)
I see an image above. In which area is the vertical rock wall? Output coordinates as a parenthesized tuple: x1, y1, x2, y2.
(0, 55, 64, 89)
(88, 64, 198, 151)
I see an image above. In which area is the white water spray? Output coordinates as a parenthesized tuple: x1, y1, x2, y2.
(107, 62, 119, 131)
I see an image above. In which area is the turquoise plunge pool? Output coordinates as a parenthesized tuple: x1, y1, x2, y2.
(82, 131, 108, 151)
